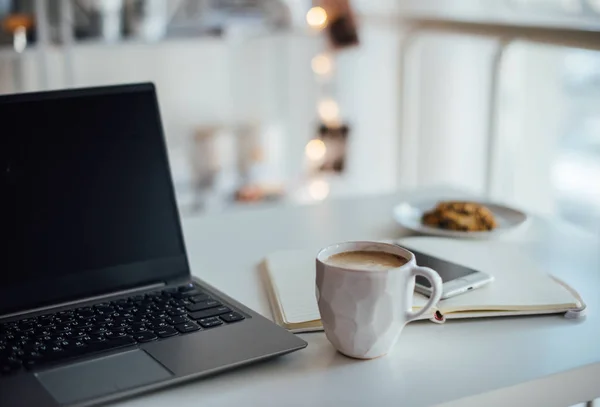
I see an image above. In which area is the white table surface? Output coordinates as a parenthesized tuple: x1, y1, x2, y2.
(114, 188, 600, 407)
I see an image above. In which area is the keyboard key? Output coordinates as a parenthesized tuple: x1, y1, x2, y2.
(34, 329, 52, 338)
(14, 332, 31, 341)
(134, 332, 158, 343)
(105, 331, 127, 340)
(155, 327, 178, 338)
(54, 316, 74, 324)
(186, 300, 220, 312)
(35, 345, 49, 353)
(145, 291, 162, 299)
(3, 335, 16, 344)
(107, 321, 128, 330)
(21, 351, 42, 361)
(39, 336, 53, 344)
(18, 323, 34, 332)
(169, 299, 189, 308)
(115, 303, 135, 311)
(147, 322, 169, 331)
(198, 317, 223, 328)
(150, 313, 168, 320)
(64, 340, 87, 351)
(127, 326, 148, 334)
(87, 337, 134, 352)
(89, 327, 108, 336)
(70, 320, 92, 329)
(178, 283, 196, 292)
(153, 296, 168, 303)
(43, 346, 66, 360)
(132, 316, 150, 324)
(93, 316, 113, 324)
(51, 335, 67, 344)
(53, 324, 72, 333)
(23, 340, 44, 351)
(172, 289, 202, 299)
(188, 306, 231, 320)
(175, 322, 200, 334)
(65, 330, 87, 340)
(167, 309, 187, 317)
(12, 341, 28, 351)
(95, 305, 115, 314)
(166, 315, 189, 325)
(189, 294, 210, 304)
(7, 343, 20, 352)
(37, 318, 54, 327)
(77, 311, 95, 319)
(220, 312, 245, 323)
(85, 335, 106, 344)
(94, 302, 110, 308)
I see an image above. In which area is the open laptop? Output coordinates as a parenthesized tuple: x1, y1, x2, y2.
(0, 83, 306, 407)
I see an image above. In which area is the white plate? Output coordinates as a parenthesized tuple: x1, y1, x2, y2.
(392, 198, 529, 239)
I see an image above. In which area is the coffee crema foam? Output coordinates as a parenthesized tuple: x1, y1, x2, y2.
(325, 250, 408, 271)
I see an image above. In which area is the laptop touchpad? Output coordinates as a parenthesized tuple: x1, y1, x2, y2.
(35, 349, 173, 405)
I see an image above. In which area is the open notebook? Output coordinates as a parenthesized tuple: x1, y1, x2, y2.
(261, 237, 585, 333)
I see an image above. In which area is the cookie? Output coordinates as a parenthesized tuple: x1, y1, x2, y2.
(421, 201, 497, 232)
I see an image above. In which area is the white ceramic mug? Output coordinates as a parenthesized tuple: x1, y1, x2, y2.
(316, 241, 443, 359)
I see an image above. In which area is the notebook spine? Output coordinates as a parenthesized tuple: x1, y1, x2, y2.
(549, 275, 587, 319)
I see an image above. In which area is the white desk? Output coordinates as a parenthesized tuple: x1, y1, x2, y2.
(114, 189, 600, 407)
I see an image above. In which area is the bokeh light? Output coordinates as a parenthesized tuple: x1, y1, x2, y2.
(318, 98, 340, 124)
(308, 179, 330, 200)
(305, 139, 327, 161)
(306, 6, 327, 29)
(311, 53, 333, 76)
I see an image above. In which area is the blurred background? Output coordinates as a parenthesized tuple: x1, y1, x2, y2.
(1, 0, 599, 233)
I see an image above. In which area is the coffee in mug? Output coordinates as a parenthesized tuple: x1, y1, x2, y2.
(316, 242, 442, 359)
(325, 250, 408, 271)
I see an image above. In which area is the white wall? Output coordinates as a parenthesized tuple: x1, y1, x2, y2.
(3, 22, 584, 221)
(493, 42, 566, 214)
(4, 35, 325, 189)
(70, 39, 231, 148)
(401, 34, 497, 194)
(334, 22, 403, 194)
(0, 26, 498, 203)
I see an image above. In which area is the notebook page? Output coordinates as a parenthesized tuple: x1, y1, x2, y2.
(265, 250, 432, 324)
(399, 237, 580, 313)
(265, 250, 321, 324)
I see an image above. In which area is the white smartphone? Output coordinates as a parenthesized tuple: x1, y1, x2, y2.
(408, 248, 494, 300)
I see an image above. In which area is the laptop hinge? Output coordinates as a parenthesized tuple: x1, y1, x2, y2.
(0, 282, 166, 320)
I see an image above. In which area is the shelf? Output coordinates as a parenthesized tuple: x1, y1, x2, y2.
(391, 0, 600, 33)
(0, 44, 46, 60)
(362, 11, 600, 51)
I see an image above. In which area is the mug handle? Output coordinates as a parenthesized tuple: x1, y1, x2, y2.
(405, 266, 443, 321)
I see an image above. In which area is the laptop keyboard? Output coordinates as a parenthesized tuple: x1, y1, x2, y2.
(0, 283, 245, 375)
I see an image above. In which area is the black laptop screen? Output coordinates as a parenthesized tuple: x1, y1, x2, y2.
(0, 84, 189, 314)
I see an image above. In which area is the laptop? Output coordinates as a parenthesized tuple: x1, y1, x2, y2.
(0, 83, 307, 407)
